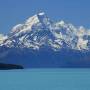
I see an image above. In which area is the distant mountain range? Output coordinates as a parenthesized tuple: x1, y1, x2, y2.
(0, 12, 90, 68)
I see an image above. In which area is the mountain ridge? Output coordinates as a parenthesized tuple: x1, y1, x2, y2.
(0, 12, 90, 68)
(0, 12, 90, 51)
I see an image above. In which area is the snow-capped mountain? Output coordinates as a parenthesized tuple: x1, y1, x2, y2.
(0, 12, 90, 51)
(0, 12, 90, 68)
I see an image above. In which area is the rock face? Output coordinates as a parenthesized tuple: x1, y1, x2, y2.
(0, 63, 23, 70)
(0, 12, 90, 68)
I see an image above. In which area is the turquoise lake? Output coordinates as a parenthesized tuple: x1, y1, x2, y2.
(0, 69, 90, 90)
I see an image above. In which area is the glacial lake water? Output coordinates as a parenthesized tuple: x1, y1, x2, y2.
(0, 69, 90, 90)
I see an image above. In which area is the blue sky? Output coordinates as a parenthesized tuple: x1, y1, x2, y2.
(0, 0, 90, 34)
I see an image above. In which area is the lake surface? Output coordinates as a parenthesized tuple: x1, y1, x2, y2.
(0, 69, 90, 90)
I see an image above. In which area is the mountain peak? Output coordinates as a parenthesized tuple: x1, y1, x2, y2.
(26, 12, 46, 23)
(10, 12, 50, 37)
(25, 11, 49, 26)
(1, 12, 90, 51)
(37, 12, 45, 16)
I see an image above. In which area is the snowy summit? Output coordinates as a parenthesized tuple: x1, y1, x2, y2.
(1, 12, 90, 68)
(0, 12, 90, 51)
